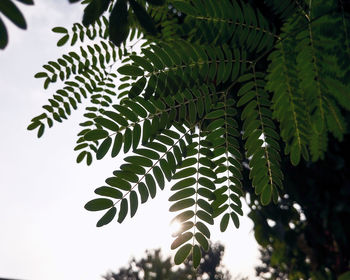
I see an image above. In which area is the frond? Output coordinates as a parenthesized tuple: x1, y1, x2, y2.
(237, 69, 282, 205)
(172, 0, 277, 51)
(118, 41, 249, 99)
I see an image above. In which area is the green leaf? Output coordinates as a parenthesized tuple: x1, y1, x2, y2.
(198, 177, 215, 190)
(117, 198, 128, 223)
(84, 198, 113, 211)
(171, 210, 194, 224)
(57, 35, 69, 47)
(84, 129, 109, 141)
(95, 186, 123, 199)
(145, 174, 157, 198)
(129, 0, 157, 35)
(171, 177, 196, 191)
(124, 127, 132, 153)
(135, 148, 159, 160)
(95, 117, 119, 131)
(118, 65, 144, 76)
(0, 17, 8, 49)
(153, 166, 165, 190)
(192, 244, 201, 268)
(111, 133, 123, 157)
(230, 212, 240, 228)
(96, 136, 112, 160)
(171, 231, 193, 249)
(109, 0, 129, 46)
(96, 207, 117, 227)
(105, 177, 131, 191)
(261, 184, 272, 205)
(146, 0, 165, 5)
(196, 210, 214, 225)
(169, 198, 195, 212)
(220, 213, 230, 232)
(174, 244, 192, 265)
(82, 0, 110, 27)
(169, 188, 195, 201)
(130, 191, 138, 217)
(125, 156, 153, 167)
(195, 232, 209, 251)
(172, 167, 197, 179)
(52, 27, 68, 33)
(138, 182, 149, 203)
(195, 221, 210, 239)
(205, 109, 225, 119)
(132, 123, 141, 150)
(0, 0, 26, 29)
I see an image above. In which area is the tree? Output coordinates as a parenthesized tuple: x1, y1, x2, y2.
(249, 134, 350, 280)
(103, 243, 234, 280)
(23, 0, 350, 269)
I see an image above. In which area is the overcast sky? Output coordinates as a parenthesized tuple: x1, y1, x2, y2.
(0, 1, 260, 279)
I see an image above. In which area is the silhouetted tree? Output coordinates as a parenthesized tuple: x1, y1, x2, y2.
(248, 135, 350, 280)
(103, 243, 235, 280)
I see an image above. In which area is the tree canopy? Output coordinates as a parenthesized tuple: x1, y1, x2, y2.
(10, 0, 350, 273)
(103, 243, 236, 280)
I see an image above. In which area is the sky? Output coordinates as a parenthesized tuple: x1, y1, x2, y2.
(0, 1, 260, 279)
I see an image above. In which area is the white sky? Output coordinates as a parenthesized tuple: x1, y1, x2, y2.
(0, 1, 260, 279)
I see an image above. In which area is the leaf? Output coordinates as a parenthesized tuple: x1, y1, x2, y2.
(109, 0, 129, 46)
(0, 17, 8, 49)
(195, 221, 210, 239)
(171, 177, 196, 191)
(261, 184, 272, 205)
(146, 0, 165, 5)
(172, 167, 197, 179)
(95, 117, 119, 131)
(196, 210, 214, 225)
(169, 198, 195, 212)
(174, 244, 192, 265)
(57, 35, 69, 47)
(129, 0, 157, 35)
(130, 191, 138, 217)
(230, 212, 240, 228)
(125, 155, 153, 167)
(52, 27, 68, 33)
(0, 0, 26, 29)
(105, 177, 131, 191)
(220, 213, 230, 232)
(169, 188, 195, 201)
(84, 129, 109, 141)
(117, 198, 128, 223)
(192, 245, 201, 268)
(85, 198, 113, 211)
(95, 186, 123, 199)
(97, 207, 117, 227)
(195, 232, 209, 251)
(82, 0, 110, 27)
(112, 133, 123, 157)
(96, 136, 112, 160)
(118, 65, 144, 76)
(145, 174, 157, 198)
(153, 166, 165, 190)
(138, 182, 149, 203)
(171, 232, 193, 249)
(206, 109, 225, 119)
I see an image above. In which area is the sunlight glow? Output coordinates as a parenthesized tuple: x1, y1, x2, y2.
(170, 220, 182, 236)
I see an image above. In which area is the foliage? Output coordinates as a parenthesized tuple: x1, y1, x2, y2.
(0, 0, 34, 49)
(249, 135, 350, 279)
(103, 243, 234, 280)
(25, 0, 350, 267)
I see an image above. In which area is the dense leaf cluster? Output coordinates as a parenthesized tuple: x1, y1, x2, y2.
(27, 0, 350, 267)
